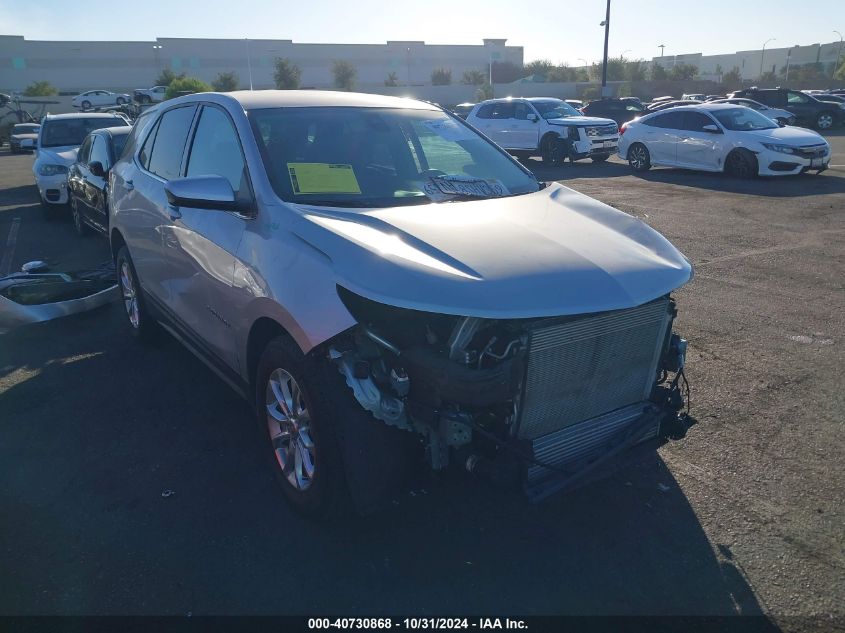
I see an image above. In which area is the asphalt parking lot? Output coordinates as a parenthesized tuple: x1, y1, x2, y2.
(1, 135, 843, 630)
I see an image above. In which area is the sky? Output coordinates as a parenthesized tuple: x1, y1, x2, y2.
(1, 0, 843, 65)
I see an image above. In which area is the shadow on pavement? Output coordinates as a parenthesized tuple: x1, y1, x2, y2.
(0, 307, 778, 626)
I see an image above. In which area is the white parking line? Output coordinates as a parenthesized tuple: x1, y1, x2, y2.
(0, 217, 22, 277)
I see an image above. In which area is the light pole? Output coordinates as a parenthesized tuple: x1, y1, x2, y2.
(658, 44, 665, 58)
(785, 45, 799, 82)
(245, 38, 254, 90)
(621, 49, 631, 59)
(834, 31, 844, 82)
(152, 44, 162, 73)
(760, 38, 776, 80)
(406, 46, 411, 88)
(599, 0, 611, 96)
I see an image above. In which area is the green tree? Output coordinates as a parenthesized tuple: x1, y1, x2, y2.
(491, 61, 523, 83)
(273, 58, 301, 89)
(624, 59, 649, 82)
(547, 64, 577, 82)
(22, 81, 58, 96)
(384, 72, 399, 87)
(165, 77, 212, 100)
(669, 63, 698, 80)
(650, 63, 668, 80)
(212, 71, 239, 92)
(155, 68, 185, 87)
(575, 68, 590, 82)
(835, 60, 845, 81)
(590, 57, 628, 81)
(431, 67, 452, 86)
(722, 66, 743, 90)
(476, 83, 493, 100)
(524, 59, 555, 79)
(332, 60, 357, 91)
(758, 70, 778, 87)
(461, 69, 486, 85)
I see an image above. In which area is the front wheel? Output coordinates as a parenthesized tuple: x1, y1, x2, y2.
(70, 196, 90, 236)
(540, 135, 565, 166)
(815, 112, 834, 130)
(725, 148, 758, 179)
(627, 143, 651, 172)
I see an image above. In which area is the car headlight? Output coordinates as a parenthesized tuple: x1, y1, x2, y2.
(38, 164, 69, 176)
(761, 143, 796, 155)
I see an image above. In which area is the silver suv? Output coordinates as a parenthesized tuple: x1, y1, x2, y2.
(109, 90, 694, 516)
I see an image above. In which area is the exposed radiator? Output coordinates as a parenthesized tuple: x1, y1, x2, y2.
(517, 298, 672, 440)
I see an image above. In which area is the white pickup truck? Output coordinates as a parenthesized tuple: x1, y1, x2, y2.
(466, 98, 619, 165)
(132, 85, 167, 104)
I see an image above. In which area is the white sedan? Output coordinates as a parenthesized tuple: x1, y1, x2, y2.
(72, 90, 131, 110)
(618, 103, 830, 178)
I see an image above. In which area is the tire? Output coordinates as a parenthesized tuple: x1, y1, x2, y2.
(115, 245, 158, 342)
(70, 196, 90, 237)
(540, 135, 565, 166)
(627, 143, 651, 172)
(141, 95, 151, 104)
(255, 337, 350, 518)
(116, 97, 126, 105)
(591, 155, 610, 163)
(815, 111, 834, 131)
(81, 100, 91, 110)
(725, 148, 758, 179)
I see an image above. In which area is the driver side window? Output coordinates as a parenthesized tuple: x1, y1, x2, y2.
(787, 91, 809, 104)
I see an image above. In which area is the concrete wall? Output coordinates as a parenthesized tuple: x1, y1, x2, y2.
(0, 35, 523, 93)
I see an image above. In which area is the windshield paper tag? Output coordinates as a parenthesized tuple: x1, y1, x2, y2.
(421, 118, 477, 142)
(423, 176, 509, 201)
(288, 163, 361, 194)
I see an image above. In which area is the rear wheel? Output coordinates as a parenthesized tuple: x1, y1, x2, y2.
(116, 246, 158, 342)
(627, 143, 651, 172)
(815, 112, 834, 130)
(725, 148, 758, 178)
(81, 100, 91, 110)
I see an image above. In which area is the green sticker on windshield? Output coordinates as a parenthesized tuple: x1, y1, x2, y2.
(288, 163, 361, 194)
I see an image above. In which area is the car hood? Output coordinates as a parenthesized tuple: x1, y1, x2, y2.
(35, 147, 79, 165)
(749, 126, 826, 145)
(290, 184, 692, 318)
(547, 115, 617, 127)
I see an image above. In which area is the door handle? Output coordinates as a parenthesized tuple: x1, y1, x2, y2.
(124, 179, 134, 191)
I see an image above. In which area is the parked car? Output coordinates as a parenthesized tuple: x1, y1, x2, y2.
(133, 85, 168, 104)
(646, 100, 700, 112)
(33, 113, 129, 215)
(681, 94, 706, 101)
(466, 97, 619, 164)
(619, 103, 830, 177)
(450, 102, 475, 119)
(109, 90, 693, 516)
(581, 98, 647, 125)
(67, 126, 132, 236)
(704, 95, 724, 102)
(649, 95, 675, 104)
(9, 123, 40, 153)
(727, 87, 844, 130)
(72, 90, 132, 110)
(565, 99, 584, 109)
(815, 93, 845, 107)
(709, 98, 796, 126)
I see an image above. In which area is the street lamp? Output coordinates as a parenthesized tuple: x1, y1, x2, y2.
(152, 44, 162, 72)
(245, 38, 254, 90)
(785, 45, 799, 82)
(599, 0, 611, 97)
(834, 31, 844, 82)
(621, 49, 632, 59)
(658, 44, 665, 58)
(760, 38, 776, 80)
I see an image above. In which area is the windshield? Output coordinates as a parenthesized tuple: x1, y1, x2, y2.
(532, 100, 582, 119)
(13, 124, 39, 135)
(711, 107, 777, 131)
(249, 107, 539, 207)
(40, 117, 128, 148)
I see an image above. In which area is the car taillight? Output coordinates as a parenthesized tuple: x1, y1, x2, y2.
(620, 122, 628, 135)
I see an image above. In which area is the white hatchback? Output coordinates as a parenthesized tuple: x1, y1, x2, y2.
(618, 103, 830, 177)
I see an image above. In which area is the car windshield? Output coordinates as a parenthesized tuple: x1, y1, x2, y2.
(249, 107, 540, 207)
(13, 124, 39, 134)
(711, 107, 777, 131)
(532, 100, 581, 119)
(40, 117, 128, 148)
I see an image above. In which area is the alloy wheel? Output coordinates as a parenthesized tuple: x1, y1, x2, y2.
(727, 151, 753, 178)
(629, 145, 648, 170)
(265, 368, 316, 491)
(817, 114, 833, 130)
(119, 261, 140, 329)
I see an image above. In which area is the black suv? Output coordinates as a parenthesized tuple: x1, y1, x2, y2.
(581, 98, 647, 125)
(728, 88, 843, 130)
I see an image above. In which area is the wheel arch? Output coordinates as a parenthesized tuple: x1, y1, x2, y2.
(246, 316, 307, 393)
(110, 227, 126, 262)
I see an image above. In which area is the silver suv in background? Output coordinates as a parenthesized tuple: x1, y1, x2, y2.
(109, 90, 694, 517)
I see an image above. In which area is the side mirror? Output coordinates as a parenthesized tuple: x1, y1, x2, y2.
(165, 175, 238, 211)
(702, 124, 722, 134)
(89, 161, 106, 177)
(527, 113, 538, 122)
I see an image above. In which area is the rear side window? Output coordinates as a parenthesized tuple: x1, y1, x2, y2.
(682, 112, 717, 132)
(643, 112, 685, 129)
(145, 106, 197, 180)
(186, 106, 248, 198)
